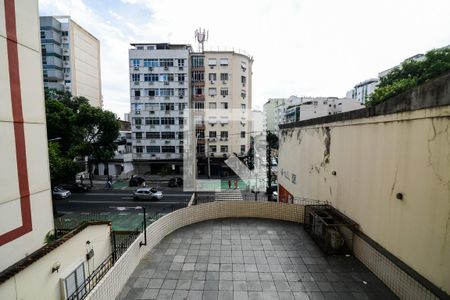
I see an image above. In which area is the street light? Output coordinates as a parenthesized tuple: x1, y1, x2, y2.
(48, 137, 62, 142)
(113, 206, 147, 247)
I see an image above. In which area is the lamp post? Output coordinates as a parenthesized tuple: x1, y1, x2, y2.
(113, 206, 147, 247)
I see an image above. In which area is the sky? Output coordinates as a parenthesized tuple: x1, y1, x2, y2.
(39, 0, 450, 119)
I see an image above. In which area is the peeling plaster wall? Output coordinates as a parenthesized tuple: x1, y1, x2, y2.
(278, 105, 450, 294)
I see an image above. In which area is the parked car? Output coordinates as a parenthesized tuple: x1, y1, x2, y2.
(133, 188, 163, 201)
(52, 187, 71, 199)
(168, 177, 183, 187)
(129, 176, 145, 187)
(58, 182, 90, 193)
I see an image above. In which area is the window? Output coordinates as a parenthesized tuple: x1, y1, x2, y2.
(241, 90, 246, 98)
(220, 145, 228, 152)
(145, 117, 159, 125)
(178, 59, 185, 67)
(146, 132, 160, 139)
(148, 89, 157, 97)
(177, 73, 186, 82)
(241, 104, 246, 109)
(196, 129, 205, 139)
(209, 131, 217, 138)
(178, 103, 186, 111)
(159, 88, 174, 97)
(192, 71, 204, 82)
(209, 102, 217, 109)
(131, 59, 140, 67)
(220, 88, 228, 97)
(178, 132, 184, 139)
(240, 131, 245, 138)
(135, 146, 143, 153)
(221, 102, 228, 109)
(208, 58, 217, 66)
(143, 59, 158, 67)
(220, 131, 228, 138)
(131, 74, 140, 82)
(144, 74, 158, 82)
(161, 132, 175, 139)
(161, 103, 175, 111)
(178, 146, 184, 153)
(220, 58, 229, 66)
(132, 103, 143, 111)
(133, 117, 142, 125)
(64, 263, 85, 300)
(162, 146, 175, 153)
(146, 146, 160, 153)
(191, 56, 204, 67)
(209, 73, 217, 81)
(40, 31, 45, 38)
(208, 88, 217, 96)
(220, 73, 228, 81)
(134, 90, 141, 97)
(241, 76, 247, 86)
(135, 132, 142, 139)
(178, 117, 184, 125)
(178, 89, 185, 97)
(240, 145, 246, 153)
(159, 58, 174, 67)
(193, 87, 204, 96)
(241, 61, 247, 72)
(210, 145, 217, 152)
(61, 31, 68, 37)
(194, 102, 205, 110)
(161, 117, 175, 125)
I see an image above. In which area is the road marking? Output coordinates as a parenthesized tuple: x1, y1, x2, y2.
(68, 200, 188, 204)
(121, 197, 133, 200)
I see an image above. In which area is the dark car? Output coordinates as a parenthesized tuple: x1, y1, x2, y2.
(58, 183, 90, 193)
(129, 176, 146, 187)
(168, 177, 183, 187)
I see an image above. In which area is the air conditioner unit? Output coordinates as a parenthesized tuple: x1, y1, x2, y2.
(165, 125, 170, 129)
(221, 124, 225, 127)
(223, 154, 228, 158)
(136, 139, 141, 143)
(210, 66, 214, 69)
(149, 96, 155, 99)
(222, 81, 227, 84)
(150, 139, 155, 143)
(164, 66, 169, 70)
(135, 125, 141, 129)
(164, 96, 170, 100)
(151, 154, 156, 157)
(179, 111, 184, 115)
(180, 141, 184, 144)
(210, 153, 214, 157)
(178, 66, 184, 71)
(210, 81, 215, 84)
(149, 81, 154, 85)
(165, 140, 170, 144)
(148, 67, 153, 71)
(222, 94, 226, 98)
(135, 111, 141, 115)
(134, 82, 139, 85)
(179, 81, 184, 85)
(165, 111, 170, 114)
(133, 66, 139, 70)
(179, 96, 184, 99)
(150, 125, 155, 128)
(164, 81, 169, 85)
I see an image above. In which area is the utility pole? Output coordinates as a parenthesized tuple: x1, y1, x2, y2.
(206, 137, 210, 179)
(267, 134, 272, 201)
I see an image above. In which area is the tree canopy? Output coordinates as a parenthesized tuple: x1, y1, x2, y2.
(367, 48, 450, 106)
(45, 89, 120, 184)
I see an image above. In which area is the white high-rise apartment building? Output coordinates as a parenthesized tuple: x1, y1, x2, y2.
(128, 43, 191, 174)
(40, 16, 103, 107)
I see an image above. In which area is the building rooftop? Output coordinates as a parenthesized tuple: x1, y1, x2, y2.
(118, 218, 396, 300)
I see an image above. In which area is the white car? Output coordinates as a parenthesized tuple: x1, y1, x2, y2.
(133, 188, 163, 201)
(53, 187, 71, 199)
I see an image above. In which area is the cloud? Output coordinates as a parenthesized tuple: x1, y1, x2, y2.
(40, 0, 450, 117)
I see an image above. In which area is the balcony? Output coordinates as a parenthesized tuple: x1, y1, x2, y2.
(87, 201, 398, 300)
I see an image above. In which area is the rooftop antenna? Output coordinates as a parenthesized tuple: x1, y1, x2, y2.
(195, 28, 208, 52)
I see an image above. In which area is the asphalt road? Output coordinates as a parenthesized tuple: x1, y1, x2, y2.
(54, 188, 193, 214)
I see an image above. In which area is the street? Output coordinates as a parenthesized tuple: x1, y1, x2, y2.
(55, 188, 193, 214)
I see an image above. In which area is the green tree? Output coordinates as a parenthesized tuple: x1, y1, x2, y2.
(45, 88, 120, 185)
(367, 48, 450, 106)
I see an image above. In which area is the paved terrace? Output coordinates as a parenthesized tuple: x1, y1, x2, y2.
(118, 218, 396, 300)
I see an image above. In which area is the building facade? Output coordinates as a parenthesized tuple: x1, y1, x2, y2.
(1, 3, 111, 299)
(40, 16, 102, 107)
(128, 43, 191, 174)
(263, 98, 286, 133)
(346, 78, 379, 104)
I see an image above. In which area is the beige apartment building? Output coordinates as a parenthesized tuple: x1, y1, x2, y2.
(40, 16, 103, 107)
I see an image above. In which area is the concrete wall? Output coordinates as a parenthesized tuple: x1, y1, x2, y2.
(0, 0, 55, 272)
(70, 20, 102, 107)
(278, 76, 450, 294)
(0, 224, 111, 300)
